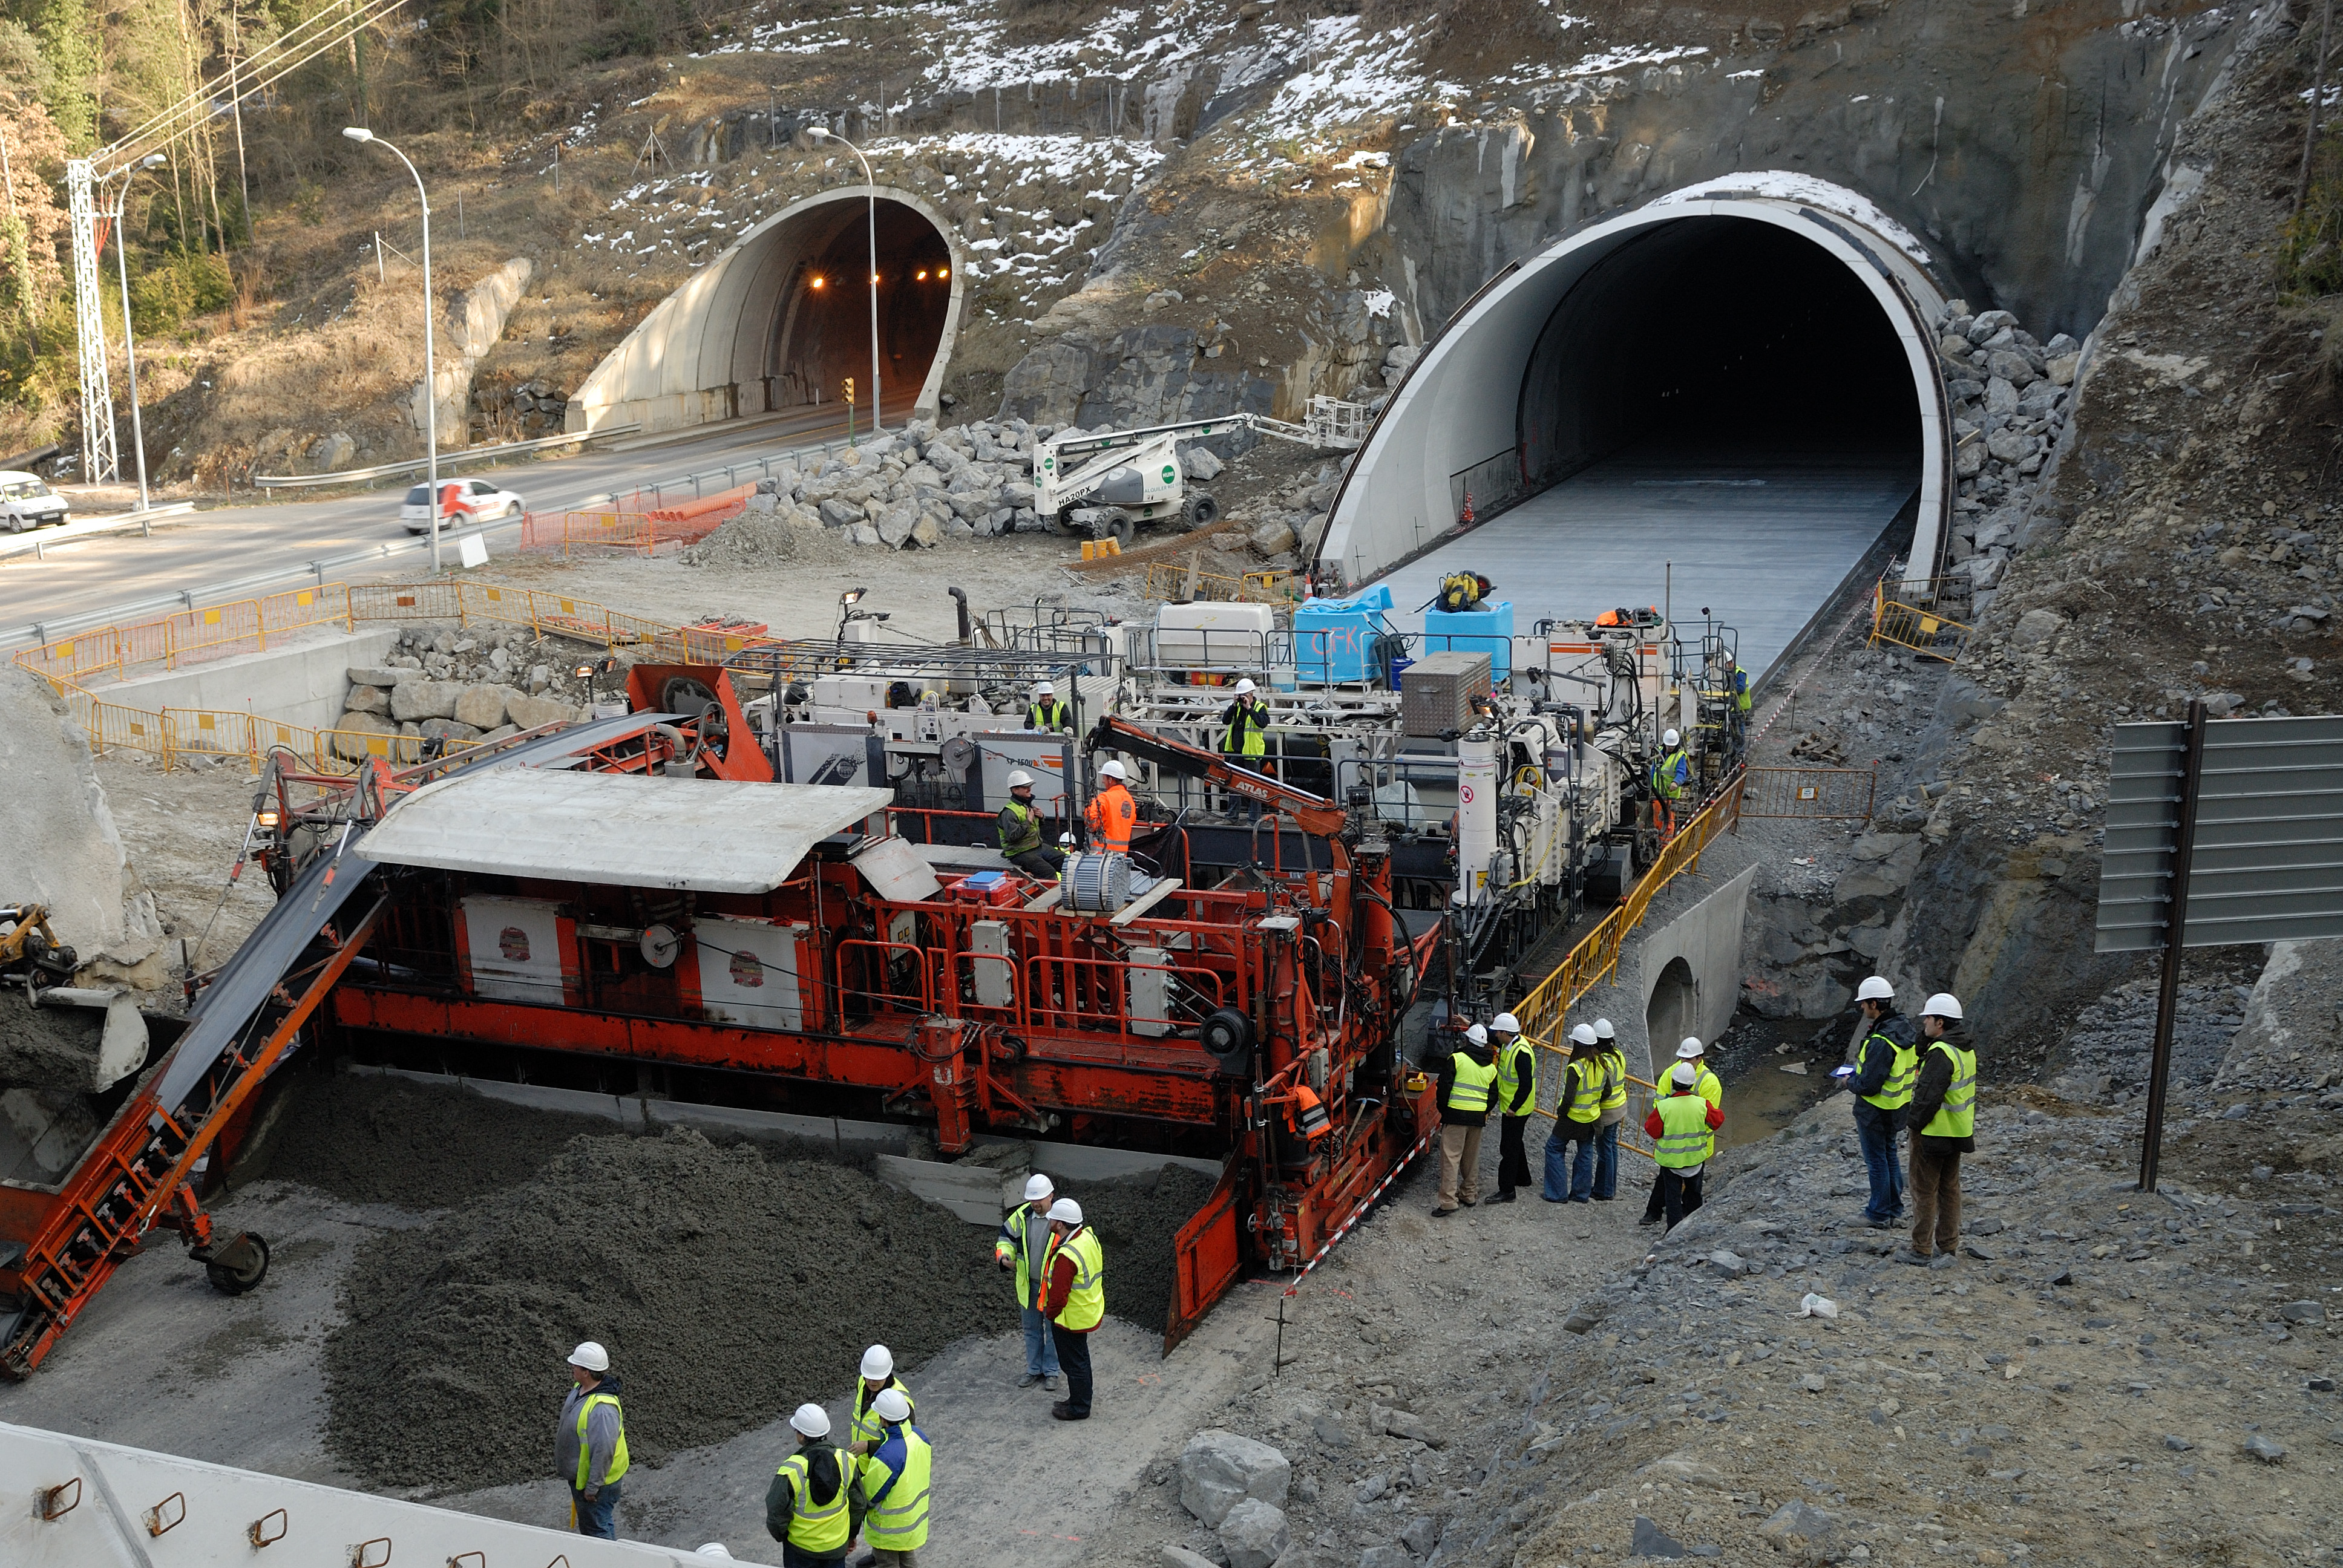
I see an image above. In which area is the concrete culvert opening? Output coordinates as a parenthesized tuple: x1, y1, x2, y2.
(1519, 217, 1922, 487)
(1645, 955, 1699, 1073)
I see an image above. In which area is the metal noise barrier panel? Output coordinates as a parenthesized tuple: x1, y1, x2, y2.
(2096, 713, 2343, 952)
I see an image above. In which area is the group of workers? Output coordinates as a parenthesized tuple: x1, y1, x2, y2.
(1847, 979, 1978, 1263)
(995, 678, 1274, 875)
(555, 1172, 1106, 1564)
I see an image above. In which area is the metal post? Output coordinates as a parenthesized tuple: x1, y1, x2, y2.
(107, 173, 154, 522)
(2139, 697, 2209, 1194)
(67, 160, 119, 485)
(347, 130, 438, 572)
(814, 129, 884, 434)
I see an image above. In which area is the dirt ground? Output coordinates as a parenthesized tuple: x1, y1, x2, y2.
(90, 747, 278, 993)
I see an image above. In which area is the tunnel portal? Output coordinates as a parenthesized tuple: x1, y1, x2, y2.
(566, 188, 965, 439)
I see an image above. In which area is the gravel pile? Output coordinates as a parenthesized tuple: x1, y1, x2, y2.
(2044, 975, 2248, 1108)
(678, 505, 855, 567)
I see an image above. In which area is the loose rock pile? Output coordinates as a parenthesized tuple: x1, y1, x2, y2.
(330, 624, 588, 757)
(1936, 302, 2082, 613)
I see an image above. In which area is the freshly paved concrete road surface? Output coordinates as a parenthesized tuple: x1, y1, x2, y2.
(0, 396, 916, 636)
(1377, 438, 1919, 681)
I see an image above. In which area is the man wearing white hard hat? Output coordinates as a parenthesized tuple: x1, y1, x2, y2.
(994, 1172, 1061, 1391)
(1488, 1012, 1536, 1203)
(1849, 976, 1917, 1229)
(1649, 727, 1690, 842)
(1024, 681, 1070, 732)
(1899, 993, 1976, 1267)
(558, 1341, 629, 1539)
(1085, 759, 1136, 855)
(852, 1386, 931, 1564)
(1432, 1022, 1497, 1215)
(1544, 1022, 1605, 1202)
(848, 1344, 914, 1455)
(1590, 1019, 1628, 1200)
(1219, 678, 1273, 767)
(1037, 1197, 1105, 1420)
(766, 1402, 858, 1563)
(1640, 1037, 1722, 1224)
(1643, 1061, 1723, 1230)
(996, 771, 1063, 879)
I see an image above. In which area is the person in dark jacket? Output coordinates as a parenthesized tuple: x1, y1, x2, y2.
(1899, 992, 1978, 1266)
(1433, 1023, 1497, 1214)
(1849, 976, 1917, 1228)
(1489, 1011, 1536, 1202)
(767, 1403, 860, 1565)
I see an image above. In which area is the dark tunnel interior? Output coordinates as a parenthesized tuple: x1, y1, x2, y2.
(769, 201, 954, 417)
(1517, 217, 1922, 489)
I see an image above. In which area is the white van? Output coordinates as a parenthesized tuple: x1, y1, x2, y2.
(0, 471, 69, 532)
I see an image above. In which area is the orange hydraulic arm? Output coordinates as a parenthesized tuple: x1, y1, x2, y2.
(1085, 716, 1350, 839)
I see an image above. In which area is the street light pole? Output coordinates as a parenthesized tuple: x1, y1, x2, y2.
(104, 154, 167, 528)
(344, 126, 439, 571)
(811, 126, 882, 435)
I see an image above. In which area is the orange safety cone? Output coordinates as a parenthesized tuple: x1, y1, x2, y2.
(1460, 489, 1476, 527)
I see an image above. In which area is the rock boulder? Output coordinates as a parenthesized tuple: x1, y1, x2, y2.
(1176, 1429, 1289, 1528)
(388, 679, 464, 723)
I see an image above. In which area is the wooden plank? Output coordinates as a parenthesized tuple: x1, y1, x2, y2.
(1024, 884, 1064, 912)
(1110, 877, 1185, 926)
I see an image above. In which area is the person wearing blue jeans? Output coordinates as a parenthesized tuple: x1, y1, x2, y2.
(1848, 976, 1917, 1226)
(1542, 1024, 1605, 1201)
(557, 1341, 628, 1541)
(1590, 1018, 1626, 1200)
(995, 1172, 1061, 1389)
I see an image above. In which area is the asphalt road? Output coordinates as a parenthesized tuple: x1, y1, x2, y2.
(0, 396, 919, 641)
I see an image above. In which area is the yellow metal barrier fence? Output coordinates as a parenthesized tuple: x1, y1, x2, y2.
(1870, 577, 1973, 662)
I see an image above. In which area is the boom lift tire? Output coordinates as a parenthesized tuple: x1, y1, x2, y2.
(202, 1233, 270, 1296)
(1179, 492, 1221, 532)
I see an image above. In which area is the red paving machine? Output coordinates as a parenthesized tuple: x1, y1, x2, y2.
(2, 653, 1443, 1373)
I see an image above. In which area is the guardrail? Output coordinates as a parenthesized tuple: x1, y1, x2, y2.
(0, 503, 198, 560)
(251, 423, 644, 489)
(601, 432, 864, 511)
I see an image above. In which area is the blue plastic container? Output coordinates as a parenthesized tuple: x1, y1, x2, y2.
(1420, 599, 1514, 683)
(1294, 584, 1394, 685)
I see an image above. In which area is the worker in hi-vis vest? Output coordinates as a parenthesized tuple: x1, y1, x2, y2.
(1085, 760, 1137, 854)
(851, 1387, 931, 1564)
(767, 1402, 859, 1562)
(1849, 975, 1918, 1228)
(1025, 680, 1071, 731)
(1644, 1062, 1723, 1231)
(1038, 1197, 1105, 1422)
(558, 1341, 629, 1540)
(997, 771, 1063, 878)
(1650, 727, 1690, 841)
(1901, 993, 1976, 1267)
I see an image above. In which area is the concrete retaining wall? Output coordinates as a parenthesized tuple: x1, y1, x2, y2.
(100, 629, 399, 731)
(1567, 862, 1759, 1085)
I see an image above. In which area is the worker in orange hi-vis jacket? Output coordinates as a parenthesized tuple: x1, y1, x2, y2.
(1085, 760, 1137, 855)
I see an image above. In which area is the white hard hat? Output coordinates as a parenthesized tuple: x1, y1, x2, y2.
(568, 1341, 609, 1372)
(1671, 1062, 1700, 1087)
(1676, 1037, 1704, 1059)
(1662, 728, 1681, 747)
(1570, 1022, 1598, 1047)
(1856, 976, 1895, 1002)
(873, 1387, 913, 1423)
(1023, 1172, 1054, 1201)
(1922, 992, 1964, 1021)
(1234, 678, 1257, 695)
(695, 1546, 735, 1558)
(1593, 1019, 1614, 1040)
(1046, 1197, 1084, 1224)
(1491, 1012, 1520, 1034)
(1098, 760, 1128, 781)
(1035, 680, 1055, 696)
(860, 1344, 894, 1380)
(790, 1403, 831, 1438)
(1464, 1023, 1489, 1047)
(1006, 769, 1035, 788)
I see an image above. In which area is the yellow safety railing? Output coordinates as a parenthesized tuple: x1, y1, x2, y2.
(1870, 577, 1973, 662)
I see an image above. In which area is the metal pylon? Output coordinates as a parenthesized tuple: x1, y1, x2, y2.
(67, 159, 119, 485)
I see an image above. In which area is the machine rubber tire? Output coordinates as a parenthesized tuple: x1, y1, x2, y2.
(1110, 514, 1135, 549)
(205, 1233, 270, 1296)
(1181, 492, 1220, 532)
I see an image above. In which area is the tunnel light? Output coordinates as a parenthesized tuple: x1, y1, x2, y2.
(938, 267, 949, 279)
(916, 269, 927, 281)
(810, 275, 826, 289)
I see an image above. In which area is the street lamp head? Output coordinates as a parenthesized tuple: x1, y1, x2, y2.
(341, 126, 375, 143)
(806, 126, 832, 142)
(139, 153, 167, 169)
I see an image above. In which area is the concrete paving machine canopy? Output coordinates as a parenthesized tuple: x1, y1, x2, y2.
(357, 771, 894, 892)
(565, 186, 965, 437)
(1318, 177, 1952, 659)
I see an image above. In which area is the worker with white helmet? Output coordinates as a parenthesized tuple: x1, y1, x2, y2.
(765, 1402, 857, 1561)
(1488, 1011, 1536, 1203)
(1649, 727, 1691, 842)
(1900, 993, 1976, 1267)
(1433, 1022, 1498, 1215)
(1544, 1022, 1606, 1203)
(852, 1385, 931, 1564)
(557, 1341, 629, 1540)
(1037, 1197, 1105, 1420)
(1590, 1019, 1628, 1200)
(849, 1344, 914, 1455)
(1219, 677, 1273, 767)
(996, 770, 1064, 879)
(1085, 758, 1138, 855)
(1643, 1060, 1723, 1230)
(994, 1171, 1061, 1391)
(1849, 976, 1918, 1229)
(1025, 680, 1070, 733)
(1640, 1037, 1722, 1225)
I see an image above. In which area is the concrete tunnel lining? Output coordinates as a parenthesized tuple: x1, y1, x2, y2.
(565, 185, 969, 438)
(1317, 181, 1953, 618)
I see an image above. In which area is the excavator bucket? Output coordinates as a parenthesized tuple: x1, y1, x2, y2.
(1165, 1157, 1247, 1354)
